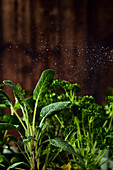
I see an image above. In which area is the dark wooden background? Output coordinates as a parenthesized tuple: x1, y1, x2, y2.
(0, 0, 113, 104)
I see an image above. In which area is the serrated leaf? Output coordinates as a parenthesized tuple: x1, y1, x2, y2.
(0, 89, 12, 107)
(7, 162, 24, 170)
(7, 135, 18, 143)
(50, 137, 84, 164)
(40, 101, 70, 118)
(0, 123, 15, 131)
(3, 80, 32, 113)
(33, 69, 55, 100)
(23, 136, 37, 144)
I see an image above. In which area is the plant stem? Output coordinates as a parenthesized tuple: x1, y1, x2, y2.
(55, 114, 64, 128)
(39, 116, 45, 127)
(11, 106, 27, 131)
(95, 149, 108, 165)
(16, 143, 30, 164)
(42, 145, 50, 170)
(50, 148, 62, 162)
(33, 98, 39, 132)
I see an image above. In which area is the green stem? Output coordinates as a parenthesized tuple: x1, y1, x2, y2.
(50, 148, 62, 162)
(94, 149, 106, 165)
(95, 149, 108, 165)
(55, 114, 64, 128)
(42, 145, 50, 170)
(108, 117, 113, 130)
(33, 98, 39, 132)
(11, 106, 27, 131)
(39, 116, 45, 127)
(16, 143, 30, 164)
(82, 114, 86, 136)
(99, 155, 112, 167)
(21, 107, 31, 136)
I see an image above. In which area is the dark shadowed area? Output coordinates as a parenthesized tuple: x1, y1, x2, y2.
(0, 0, 113, 104)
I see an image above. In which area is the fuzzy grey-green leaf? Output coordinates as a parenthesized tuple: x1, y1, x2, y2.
(40, 101, 70, 118)
(23, 136, 37, 144)
(50, 137, 84, 164)
(33, 69, 55, 100)
(3, 80, 32, 113)
(7, 162, 24, 170)
(0, 89, 12, 107)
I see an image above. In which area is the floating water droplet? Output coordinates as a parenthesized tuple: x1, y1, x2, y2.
(90, 67, 93, 70)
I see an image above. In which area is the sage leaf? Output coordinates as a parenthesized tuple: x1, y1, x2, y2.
(3, 80, 32, 113)
(7, 162, 25, 170)
(33, 69, 55, 100)
(0, 89, 12, 107)
(50, 137, 84, 164)
(40, 101, 70, 118)
(23, 136, 37, 144)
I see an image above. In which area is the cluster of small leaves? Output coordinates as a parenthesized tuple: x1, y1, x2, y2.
(94, 127, 113, 150)
(51, 79, 81, 93)
(71, 96, 103, 120)
(38, 80, 81, 109)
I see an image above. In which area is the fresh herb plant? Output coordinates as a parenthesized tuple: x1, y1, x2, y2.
(0, 70, 113, 170)
(0, 70, 70, 170)
(50, 96, 113, 169)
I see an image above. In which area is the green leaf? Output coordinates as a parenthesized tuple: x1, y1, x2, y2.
(40, 101, 70, 118)
(0, 84, 4, 88)
(0, 89, 12, 107)
(26, 96, 34, 109)
(7, 135, 18, 143)
(0, 155, 9, 163)
(50, 137, 84, 165)
(2, 114, 20, 125)
(3, 80, 32, 113)
(23, 136, 37, 144)
(0, 123, 15, 131)
(33, 69, 55, 100)
(0, 163, 5, 167)
(7, 162, 24, 170)
(0, 104, 8, 109)
(10, 157, 20, 164)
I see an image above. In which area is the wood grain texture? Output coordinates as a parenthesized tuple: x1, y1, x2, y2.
(0, 0, 113, 103)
